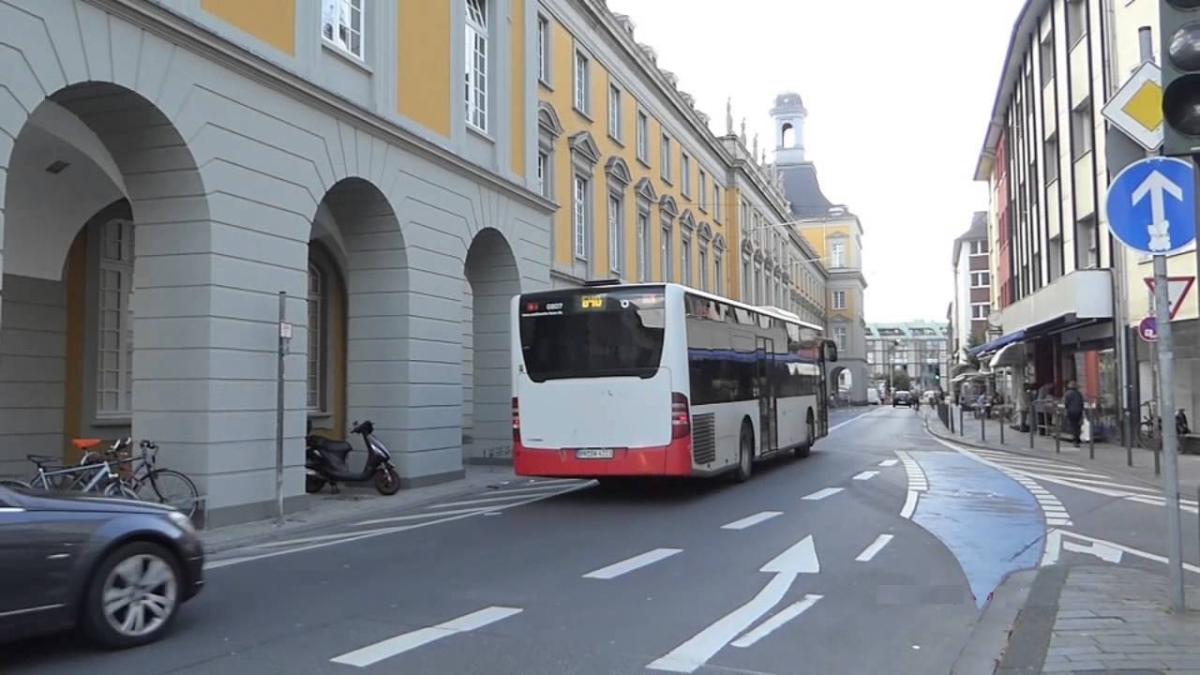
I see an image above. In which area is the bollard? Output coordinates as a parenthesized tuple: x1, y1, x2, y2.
(1054, 410, 1061, 454)
(1029, 408, 1036, 449)
(1088, 410, 1095, 460)
(959, 406, 964, 437)
(1155, 443, 1161, 476)
(981, 410, 986, 442)
(1000, 412, 1005, 444)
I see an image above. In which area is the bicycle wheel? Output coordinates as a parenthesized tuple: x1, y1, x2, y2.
(103, 481, 139, 500)
(145, 469, 199, 518)
(0, 478, 32, 490)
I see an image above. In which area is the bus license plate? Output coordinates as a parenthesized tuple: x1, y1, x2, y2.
(576, 448, 614, 459)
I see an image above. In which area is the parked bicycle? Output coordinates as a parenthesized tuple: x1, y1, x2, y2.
(0, 439, 136, 498)
(1138, 401, 1162, 451)
(81, 439, 200, 519)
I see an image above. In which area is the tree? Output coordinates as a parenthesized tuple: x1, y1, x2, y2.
(890, 368, 912, 392)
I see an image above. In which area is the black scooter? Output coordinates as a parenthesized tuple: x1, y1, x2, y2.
(305, 420, 401, 495)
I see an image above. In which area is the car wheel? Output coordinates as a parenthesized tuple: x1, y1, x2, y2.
(734, 423, 753, 483)
(82, 541, 182, 649)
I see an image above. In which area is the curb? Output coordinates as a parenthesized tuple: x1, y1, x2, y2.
(922, 416, 1167, 493)
(951, 568, 1039, 675)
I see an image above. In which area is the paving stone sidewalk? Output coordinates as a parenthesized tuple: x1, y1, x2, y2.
(1004, 564, 1200, 674)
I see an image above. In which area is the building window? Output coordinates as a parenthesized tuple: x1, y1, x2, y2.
(536, 151, 548, 198)
(971, 303, 990, 319)
(970, 271, 990, 288)
(637, 211, 651, 281)
(307, 264, 324, 411)
(681, 153, 691, 196)
(464, 0, 489, 132)
(1039, 33, 1055, 86)
(834, 326, 847, 350)
(698, 171, 708, 211)
(832, 290, 847, 310)
(681, 233, 692, 285)
(1067, 0, 1087, 47)
(661, 220, 673, 281)
(741, 258, 751, 302)
(715, 253, 724, 295)
(573, 175, 589, 259)
(537, 15, 550, 85)
(608, 84, 622, 141)
(713, 184, 722, 222)
(830, 241, 846, 268)
(608, 194, 623, 275)
(1071, 100, 1093, 159)
(1044, 134, 1059, 183)
(969, 240, 988, 256)
(322, 0, 364, 59)
(574, 51, 590, 114)
(699, 244, 709, 291)
(636, 111, 649, 163)
(660, 133, 672, 182)
(97, 219, 134, 418)
(1076, 215, 1098, 268)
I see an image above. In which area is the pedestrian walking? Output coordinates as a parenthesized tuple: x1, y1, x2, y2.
(1064, 380, 1084, 447)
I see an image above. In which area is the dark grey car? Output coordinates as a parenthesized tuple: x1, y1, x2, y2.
(0, 485, 204, 648)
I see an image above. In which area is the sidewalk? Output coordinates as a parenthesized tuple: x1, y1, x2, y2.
(997, 565, 1200, 674)
(926, 407, 1200, 496)
(199, 464, 522, 554)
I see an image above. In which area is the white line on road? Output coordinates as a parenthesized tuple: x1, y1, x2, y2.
(583, 548, 683, 580)
(647, 574, 793, 672)
(721, 511, 783, 530)
(900, 491, 919, 520)
(730, 595, 823, 648)
(852, 470, 880, 481)
(827, 409, 880, 433)
(855, 534, 895, 562)
(355, 506, 499, 527)
(878, 459, 899, 467)
(801, 487, 844, 501)
(426, 492, 566, 509)
(330, 606, 523, 667)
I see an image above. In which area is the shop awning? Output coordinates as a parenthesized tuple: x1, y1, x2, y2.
(968, 329, 1026, 358)
(989, 341, 1026, 369)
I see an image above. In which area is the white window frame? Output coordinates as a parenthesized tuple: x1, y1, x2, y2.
(715, 253, 724, 295)
(607, 83, 622, 142)
(573, 175, 590, 259)
(464, 0, 489, 132)
(681, 153, 691, 196)
(970, 271, 990, 288)
(699, 244, 709, 291)
(661, 219, 673, 281)
(713, 184, 722, 222)
(322, 0, 365, 60)
(636, 110, 649, 164)
(969, 240, 989, 256)
(680, 232, 692, 286)
(834, 326, 847, 350)
(608, 193, 623, 275)
(536, 151, 549, 198)
(637, 211, 651, 281)
(573, 50, 590, 114)
(832, 290, 847, 310)
(536, 14, 550, 85)
(971, 303, 991, 319)
(96, 219, 135, 419)
(660, 133, 672, 183)
(698, 170, 708, 211)
(830, 241, 846, 268)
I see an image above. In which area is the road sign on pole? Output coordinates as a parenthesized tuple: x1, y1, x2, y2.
(1105, 155, 1193, 612)
(1143, 276, 1196, 319)
(1138, 316, 1158, 342)
(1102, 61, 1164, 152)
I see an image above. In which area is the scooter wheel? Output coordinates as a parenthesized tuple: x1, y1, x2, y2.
(374, 466, 401, 496)
(305, 474, 326, 494)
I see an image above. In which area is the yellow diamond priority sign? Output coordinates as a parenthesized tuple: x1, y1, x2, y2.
(1103, 62, 1163, 151)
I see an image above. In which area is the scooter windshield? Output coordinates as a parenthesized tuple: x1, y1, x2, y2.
(368, 437, 392, 460)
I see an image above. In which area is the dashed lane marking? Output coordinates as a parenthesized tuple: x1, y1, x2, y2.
(852, 470, 880, 481)
(582, 548, 683, 580)
(721, 511, 783, 530)
(854, 534, 894, 562)
(878, 459, 899, 467)
(801, 487, 844, 501)
(330, 606, 523, 667)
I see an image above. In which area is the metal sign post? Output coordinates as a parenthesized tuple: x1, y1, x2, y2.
(1105, 156, 1195, 612)
(276, 292, 291, 525)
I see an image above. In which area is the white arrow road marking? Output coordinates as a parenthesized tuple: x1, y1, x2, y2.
(855, 534, 895, 562)
(802, 487, 843, 501)
(852, 470, 880, 481)
(1131, 169, 1184, 252)
(583, 548, 682, 580)
(721, 511, 783, 530)
(647, 536, 820, 673)
(1043, 529, 1200, 573)
(330, 606, 522, 667)
(730, 595, 823, 648)
(1062, 539, 1124, 564)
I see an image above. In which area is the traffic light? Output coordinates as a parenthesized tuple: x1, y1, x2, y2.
(1162, 0, 1200, 155)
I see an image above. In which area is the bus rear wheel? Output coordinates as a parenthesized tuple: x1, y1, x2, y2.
(734, 423, 754, 483)
(794, 415, 815, 459)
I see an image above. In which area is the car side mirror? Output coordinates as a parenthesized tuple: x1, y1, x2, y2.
(823, 340, 839, 363)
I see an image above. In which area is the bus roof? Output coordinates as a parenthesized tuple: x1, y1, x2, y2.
(522, 282, 825, 334)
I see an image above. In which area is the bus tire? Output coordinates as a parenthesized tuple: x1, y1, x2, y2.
(794, 412, 815, 459)
(734, 421, 754, 483)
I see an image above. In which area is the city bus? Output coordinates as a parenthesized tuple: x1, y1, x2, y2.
(511, 281, 837, 481)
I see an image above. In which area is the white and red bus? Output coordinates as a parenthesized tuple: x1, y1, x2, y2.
(511, 282, 837, 481)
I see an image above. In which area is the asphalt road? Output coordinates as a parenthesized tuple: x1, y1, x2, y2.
(7, 405, 1193, 674)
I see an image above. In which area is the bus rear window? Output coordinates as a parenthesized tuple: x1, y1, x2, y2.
(519, 289, 666, 382)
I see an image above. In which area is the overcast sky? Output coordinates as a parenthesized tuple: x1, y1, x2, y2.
(607, 0, 1026, 322)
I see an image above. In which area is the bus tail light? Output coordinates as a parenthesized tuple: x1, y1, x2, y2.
(671, 393, 691, 439)
(512, 397, 521, 442)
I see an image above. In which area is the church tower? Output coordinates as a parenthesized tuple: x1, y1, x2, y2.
(770, 92, 807, 165)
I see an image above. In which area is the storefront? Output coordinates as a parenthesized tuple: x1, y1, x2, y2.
(1135, 319, 1200, 440)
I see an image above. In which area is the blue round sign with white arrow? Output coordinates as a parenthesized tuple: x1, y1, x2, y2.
(1105, 157, 1197, 255)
